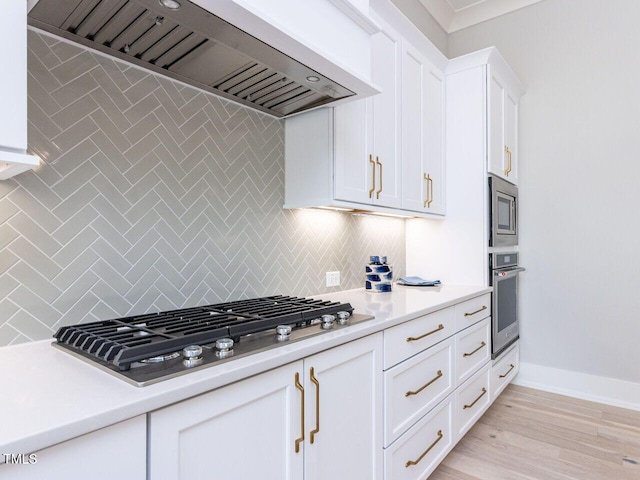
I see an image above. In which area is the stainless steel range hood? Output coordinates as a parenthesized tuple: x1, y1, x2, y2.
(27, 0, 365, 117)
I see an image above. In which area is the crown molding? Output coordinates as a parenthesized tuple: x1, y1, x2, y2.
(419, 0, 544, 33)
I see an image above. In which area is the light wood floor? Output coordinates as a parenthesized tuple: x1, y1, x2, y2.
(429, 384, 640, 480)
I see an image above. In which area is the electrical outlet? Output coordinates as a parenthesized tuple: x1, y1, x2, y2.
(326, 271, 341, 287)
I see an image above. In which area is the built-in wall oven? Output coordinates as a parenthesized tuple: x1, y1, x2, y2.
(489, 175, 518, 247)
(490, 252, 525, 358)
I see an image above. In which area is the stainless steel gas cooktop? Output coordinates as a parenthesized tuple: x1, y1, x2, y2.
(53, 295, 374, 387)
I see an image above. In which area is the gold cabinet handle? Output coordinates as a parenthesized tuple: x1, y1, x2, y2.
(375, 156, 382, 199)
(504, 146, 512, 176)
(406, 324, 444, 342)
(405, 430, 443, 467)
(294, 372, 304, 453)
(464, 305, 488, 317)
(427, 175, 433, 207)
(368, 154, 376, 198)
(310, 367, 320, 443)
(405, 370, 443, 397)
(463, 341, 487, 357)
(499, 363, 515, 378)
(463, 387, 487, 409)
(423, 173, 429, 207)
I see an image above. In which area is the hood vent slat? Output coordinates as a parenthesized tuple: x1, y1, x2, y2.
(28, 0, 355, 117)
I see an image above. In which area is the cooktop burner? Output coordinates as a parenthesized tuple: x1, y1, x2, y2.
(53, 295, 373, 386)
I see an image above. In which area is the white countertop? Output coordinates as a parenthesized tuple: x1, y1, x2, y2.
(0, 284, 490, 455)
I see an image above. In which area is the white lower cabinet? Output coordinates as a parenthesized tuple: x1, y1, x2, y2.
(382, 293, 507, 480)
(490, 341, 520, 399)
(455, 363, 491, 438)
(384, 396, 454, 480)
(148, 334, 382, 480)
(383, 336, 454, 446)
(0, 416, 146, 480)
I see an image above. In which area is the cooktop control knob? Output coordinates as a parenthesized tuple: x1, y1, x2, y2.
(215, 338, 234, 358)
(336, 311, 351, 325)
(321, 314, 336, 330)
(182, 345, 204, 367)
(276, 324, 292, 341)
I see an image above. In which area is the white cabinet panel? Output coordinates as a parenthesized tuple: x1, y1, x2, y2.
(455, 363, 491, 438)
(455, 317, 491, 386)
(304, 334, 383, 480)
(148, 362, 304, 480)
(384, 336, 454, 446)
(401, 43, 445, 215)
(1, 416, 146, 480)
(383, 396, 453, 480)
(490, 340, 520, 400)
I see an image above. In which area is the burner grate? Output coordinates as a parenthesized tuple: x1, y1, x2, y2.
(53, 296, 353, 371)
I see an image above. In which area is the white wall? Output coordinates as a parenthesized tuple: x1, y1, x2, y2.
(448, 0, 640, 386)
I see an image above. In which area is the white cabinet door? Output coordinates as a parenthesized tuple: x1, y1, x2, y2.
(401, 42, 445, 215)
(0, 1, 27, 153)
(148, 362, 304, 480)
(488, 69, 519, 184)
(334, 21, 401, 209)
(303, 334, 383, 480)
(1, 416, 146, 480)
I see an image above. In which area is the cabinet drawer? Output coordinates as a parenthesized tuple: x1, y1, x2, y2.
(384, 307, 455, 369)
(383, 337, 454, 446)
(491, 340, 520, 400)
(384, 396, 453, 480)
(454, 293, 491, 331)
(455, 363, 491, 439)
(455, 317, 490, 385)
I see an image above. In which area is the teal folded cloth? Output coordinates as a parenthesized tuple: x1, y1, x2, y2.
(398, 276, 442, 286)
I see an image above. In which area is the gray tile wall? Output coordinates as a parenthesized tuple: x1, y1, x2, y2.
(0, 29, 406, 346)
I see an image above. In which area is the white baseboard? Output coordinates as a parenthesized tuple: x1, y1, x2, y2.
(512, 362, 640, 412)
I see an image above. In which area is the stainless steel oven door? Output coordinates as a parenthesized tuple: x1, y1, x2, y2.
(489, 175, 518, 247)
(492, 266, 525, 358)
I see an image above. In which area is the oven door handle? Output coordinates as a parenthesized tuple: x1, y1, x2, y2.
(494, 266, 526, 278)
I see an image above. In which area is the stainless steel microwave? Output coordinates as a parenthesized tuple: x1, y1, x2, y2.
(489, 175, 518, 247)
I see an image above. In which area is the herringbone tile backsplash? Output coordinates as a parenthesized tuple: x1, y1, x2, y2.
(0, 29, 406, 346)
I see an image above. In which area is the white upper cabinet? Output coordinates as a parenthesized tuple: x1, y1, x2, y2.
(0, 1, 39, 180)
(401, 42, 445, 215)
(485, 57, 524, 184)
(334, 17, 402, 209)
(284, 0, 447, 218)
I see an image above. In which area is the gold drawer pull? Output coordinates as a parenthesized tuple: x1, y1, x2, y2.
(294, 372, 304, 453)
(463, 341, 486, 357)
(499, 363, 515, 378)
(310, 367, 320, 443)
(405, 430, 443, 468)
(463, 387, 487, 410)
(423, 173, 430, 208)
(405, 370, 443, 397)
(464, 305, 487, 317)
(406, 324, 444, 342)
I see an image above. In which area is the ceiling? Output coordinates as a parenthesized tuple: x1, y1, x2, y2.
(419, 0, 545, 33)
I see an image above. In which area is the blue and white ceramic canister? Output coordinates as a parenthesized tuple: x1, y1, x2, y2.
(365, 256, 393, 292)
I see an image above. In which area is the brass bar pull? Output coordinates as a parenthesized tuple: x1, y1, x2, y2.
(405, 430, 443, 468)
(368, 155, 376, 198)
(499, 363, 515, 378)
(463, 387, 487, 409)
(504, 146, 512, 176)
(375, 156, 382, 199)
(405, 370, 443, 397)
(310, 367, 320, 443)
(463, 341, 487, 357)
(423, 173, 429, 207)
(427, 175, 433, 207)
(464, 305, 488, 317)
(294, 372, 304, 453)
(406, 324, 444, 342)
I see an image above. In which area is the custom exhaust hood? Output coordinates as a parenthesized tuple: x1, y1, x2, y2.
(27, 0, 379, 117)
